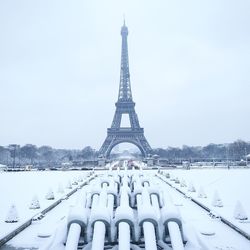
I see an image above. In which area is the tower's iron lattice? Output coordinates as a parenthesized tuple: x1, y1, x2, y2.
(99, 22, 152, 158)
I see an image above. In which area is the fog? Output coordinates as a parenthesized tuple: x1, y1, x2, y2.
(0, 0, 249, 149)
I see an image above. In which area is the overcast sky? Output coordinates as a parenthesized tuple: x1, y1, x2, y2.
(0, 0, 249, 150)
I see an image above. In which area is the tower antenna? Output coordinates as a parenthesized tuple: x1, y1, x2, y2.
(123, 14, 126, 26)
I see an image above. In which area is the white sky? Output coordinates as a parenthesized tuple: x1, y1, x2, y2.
(0, 0, 249, 150)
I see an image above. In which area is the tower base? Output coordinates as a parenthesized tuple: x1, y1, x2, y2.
(99, 128, 151, 158)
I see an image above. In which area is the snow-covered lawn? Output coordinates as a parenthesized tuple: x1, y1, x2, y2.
(163, 168, 250, 235)
(0, 170, 90, 239)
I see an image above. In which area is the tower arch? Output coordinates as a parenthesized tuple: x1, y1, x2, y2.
(106, 139, 147, 158)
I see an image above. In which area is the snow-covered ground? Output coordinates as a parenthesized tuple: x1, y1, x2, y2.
(156, 175, 250, 250)
(162, 168, 250, 235)
(1, 166, 250, 249)
(0, 170, 90, 240)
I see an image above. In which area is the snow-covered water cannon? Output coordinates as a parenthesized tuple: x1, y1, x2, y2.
(89, 188, 112, 249)
(137, 188, 160, 250)
(89, 181, 102, 208)
(121, 174, 130, 187)
(131, 174, 140, 190)
(161, 192, 185, 250)
(148, 184, 163, 209)
(37, 164, 220, 250)
(109, 173, 121, 192)
(107, 178, 118, 207)
(92, 175, 119, 207)
(65, 191, 88, 250)
(131, 178, 143, 207)
(114, 185, 136, 249)
(119, 175, 132, 206)
(66, 208, 87, 249)
(140, 176, 151, 187)
(100, 175, 111, 187)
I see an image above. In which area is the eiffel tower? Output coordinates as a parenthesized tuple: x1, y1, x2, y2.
(99, 21, 152, 158)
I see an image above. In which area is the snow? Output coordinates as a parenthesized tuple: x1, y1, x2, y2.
(211, 190, 223, 207)
(29, 195, 41, 209)
(197, 186, 207, 198)
(158, 173, 250, 249)
(5, 204, 19, 223)
(0, 170, 89, 239)
(167, 221, 185, 250)
(115, 205, 134, 223)
(234, 201, 248, 220)
(45, 188, 55, 200)
(1, 167, 250, 250)
(65, 223, 81, 250)
(162, 168, 250, 235)
(187, 182, 196, 192)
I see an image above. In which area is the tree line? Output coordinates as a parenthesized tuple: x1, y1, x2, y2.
(0, 145, 97, 167)
(0, 140, 249, 167)
(152, 140, 250, 161)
